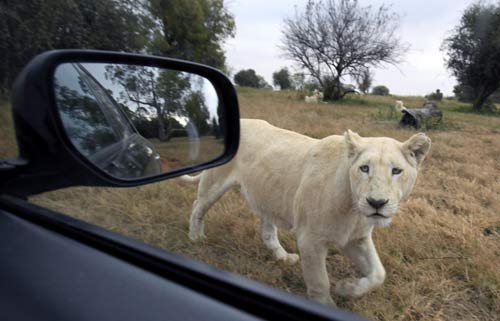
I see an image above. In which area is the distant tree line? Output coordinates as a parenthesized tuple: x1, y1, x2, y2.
(273, 68, 292, 90)
(371, 85, 390, 96)
(2, 0, 234, 144)
(0, 0, 235, 94)
(233, 69, 271, 89)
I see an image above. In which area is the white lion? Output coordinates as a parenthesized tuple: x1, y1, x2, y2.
(395, 100, 408, 112)
(304, 89, 323, 103)
(182, 119, 431, 306)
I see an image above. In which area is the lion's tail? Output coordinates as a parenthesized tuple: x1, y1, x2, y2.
(178, 173, 202, 184)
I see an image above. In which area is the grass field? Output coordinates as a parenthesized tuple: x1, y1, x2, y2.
(1, 90, 499, 320)
(150, 136, 224, 172)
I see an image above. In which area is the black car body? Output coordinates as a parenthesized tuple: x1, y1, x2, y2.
(55, 63, 161, 179)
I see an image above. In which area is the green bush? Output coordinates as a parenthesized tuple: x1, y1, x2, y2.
(371, 85, 390, 96)
(234, 69, 271, 89)
(272, 68, 293, 90)
(426, 89, 443, 101)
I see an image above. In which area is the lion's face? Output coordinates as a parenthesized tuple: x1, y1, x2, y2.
(344, 130, 431, 227)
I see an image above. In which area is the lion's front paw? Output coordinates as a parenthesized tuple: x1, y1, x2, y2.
(189, 219, 207, 241)
(335, 278, 369, 298)
(282, 253, 300, 265)
(309, 293, 337, 307)
(188, 229, 206, 242)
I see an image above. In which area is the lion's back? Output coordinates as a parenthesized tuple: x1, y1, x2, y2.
(228, 119, 319, 228)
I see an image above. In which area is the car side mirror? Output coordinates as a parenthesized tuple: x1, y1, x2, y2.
(54, 62, 229, 180)
(1, 50, 239, 197)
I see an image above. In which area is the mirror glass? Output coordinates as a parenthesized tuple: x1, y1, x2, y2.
(53, 62, 225, 180)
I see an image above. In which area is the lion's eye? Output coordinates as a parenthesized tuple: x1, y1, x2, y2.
(392, 168, 403, 175)
(359, 165, 369, 173)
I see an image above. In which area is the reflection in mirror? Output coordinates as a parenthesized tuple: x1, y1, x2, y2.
(53, 63, 225, 180)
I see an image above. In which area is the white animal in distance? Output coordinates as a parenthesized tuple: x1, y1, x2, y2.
(304, 89, 323, 103)
(395, 100, 408, 112)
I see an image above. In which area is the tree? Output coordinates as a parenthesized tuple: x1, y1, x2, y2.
(491, 89, 500, 104)
(292, 72, 306, 90)
(257, 76, 272, 90)
(453, 84, 474, 102)
(55, 85, 119, 156)
(0, 0, 153, 93)
(273, 67, 293, 90)
(106, 65, 191, 141)
(304, 79, 321, 92)
(355, 68, 373, 94)
(149, 0, 235, 70)
(184, 91, 211, 135)
(442, 2, 500, 111)
(371, 85, 389, 96)
(234, 69, 265, 88)
(280, 0, 406, 100)
(0, 0, 235, 93)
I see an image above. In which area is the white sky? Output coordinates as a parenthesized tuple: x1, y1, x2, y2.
(224, 0, 475, 96)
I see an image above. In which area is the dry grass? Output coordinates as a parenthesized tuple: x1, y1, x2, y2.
(0, 101, 18, 158)
(1, 91, 499, 320)
(151, 136, 224, 171)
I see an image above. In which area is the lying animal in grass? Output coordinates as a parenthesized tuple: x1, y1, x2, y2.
(314, 89, 324, 100)
(395, 100, 408, 112)
(181, 119, 431, 306)
(304, 94, 319, 103)
(304, 89, 323, 103)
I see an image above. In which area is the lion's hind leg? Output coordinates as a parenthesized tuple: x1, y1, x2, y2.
(260, 217, 299, 265)
(188, 169, 235, 241)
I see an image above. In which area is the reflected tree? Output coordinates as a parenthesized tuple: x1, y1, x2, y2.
(211, 101, 224, 139)
(55, 84, 119, 157)
(106, 64, 217, 140)
(105, 65, 190, 141)
(184, 91, 211, 135)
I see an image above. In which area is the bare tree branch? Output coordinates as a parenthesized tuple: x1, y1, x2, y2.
(280, 0, 408, 100)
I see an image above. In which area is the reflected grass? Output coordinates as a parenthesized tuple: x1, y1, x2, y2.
(150, 136, 224, 172)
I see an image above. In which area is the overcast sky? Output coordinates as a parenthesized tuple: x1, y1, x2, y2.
(224, 0, 476, 96)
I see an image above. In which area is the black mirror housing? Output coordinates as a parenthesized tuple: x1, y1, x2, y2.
(2, 50, 239, 197)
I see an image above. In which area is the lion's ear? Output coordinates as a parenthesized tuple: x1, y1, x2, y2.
(344, 129, 363, 158)
(402, 133, 431, 166)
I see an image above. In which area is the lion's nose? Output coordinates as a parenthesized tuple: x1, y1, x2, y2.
(366, 197, 389, 209)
